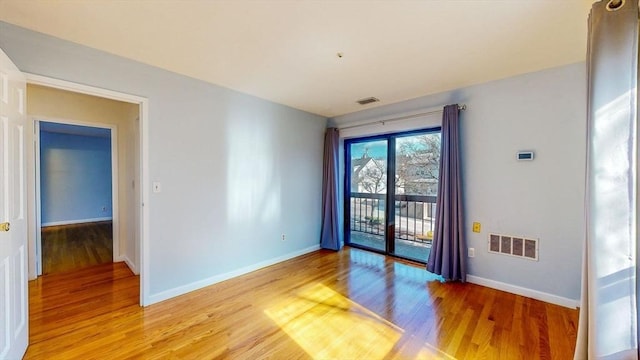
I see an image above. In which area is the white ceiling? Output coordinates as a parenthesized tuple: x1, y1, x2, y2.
(0, 1, 593, 118)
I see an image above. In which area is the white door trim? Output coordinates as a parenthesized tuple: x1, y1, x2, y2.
(24, 73, 150, 306)
(34, 117, 119, 275)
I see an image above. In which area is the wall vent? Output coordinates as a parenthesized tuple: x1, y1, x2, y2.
(356, 97, 380, 105)
(488, 233, 538, 261)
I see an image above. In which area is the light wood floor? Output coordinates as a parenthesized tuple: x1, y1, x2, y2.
(41, 221, 113, 274)
(25, 248, 578, 359)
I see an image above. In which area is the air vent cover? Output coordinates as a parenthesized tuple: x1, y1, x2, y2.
(488, 233, 538, 261)
(356, 97, 380, 105)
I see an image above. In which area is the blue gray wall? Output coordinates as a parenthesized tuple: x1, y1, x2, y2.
(332, 63, 586, 303)
(40, 130, 112, 225)
(0, 21, 327, 303)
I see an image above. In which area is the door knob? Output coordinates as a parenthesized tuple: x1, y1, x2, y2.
(0, 222, 9, 232)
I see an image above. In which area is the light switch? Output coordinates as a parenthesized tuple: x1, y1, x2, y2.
(472, 222, 481, 233)
(153, 182, 162, 193)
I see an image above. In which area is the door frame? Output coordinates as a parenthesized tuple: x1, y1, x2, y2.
(24, 73, 150, 306)
(344, 134, 392, 254)
(344, 127, 441, 261)
(34, 118, 119, 276)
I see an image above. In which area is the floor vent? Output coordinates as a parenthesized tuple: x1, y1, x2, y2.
(488, 233, 538, 261)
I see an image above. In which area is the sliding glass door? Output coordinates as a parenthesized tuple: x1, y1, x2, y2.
(345, 129, 440, 262)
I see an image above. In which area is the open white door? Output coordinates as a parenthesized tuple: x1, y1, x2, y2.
(0, 48, 28, 359)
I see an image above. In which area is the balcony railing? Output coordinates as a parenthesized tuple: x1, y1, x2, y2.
(349, 192, 437, 244)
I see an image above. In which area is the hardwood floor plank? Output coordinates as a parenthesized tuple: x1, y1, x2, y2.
(41, 221, 113, 274)
(25, 248, 578, 359)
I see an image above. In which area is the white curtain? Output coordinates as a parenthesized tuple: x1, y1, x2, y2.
(575, 1, 639, 359)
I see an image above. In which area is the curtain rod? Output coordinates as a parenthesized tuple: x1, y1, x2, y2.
(337, 104, 466, 131)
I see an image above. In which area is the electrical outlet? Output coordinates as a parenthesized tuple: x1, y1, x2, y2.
(282, 234, 286, 241)
(472, 222, 481, 233)
(468, 248, 475, 257)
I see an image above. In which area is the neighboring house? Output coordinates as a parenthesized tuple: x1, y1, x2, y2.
(352, 153, 439, 196)
(395, 157, 439, 196)
(351, 149, 439, 221)
(351, 153, 387, 194)
(350, 154, 372, 192)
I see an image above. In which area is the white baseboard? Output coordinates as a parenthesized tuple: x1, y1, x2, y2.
(467, 275, 579, 309)
(146, 244, 321, 306)
(41, 217, 113, 227)
(117, 255, 138, 275)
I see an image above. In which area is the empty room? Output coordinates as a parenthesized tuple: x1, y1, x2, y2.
(0, 1, 636, 359)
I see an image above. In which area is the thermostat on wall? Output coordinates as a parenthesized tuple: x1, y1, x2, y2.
(517, 151, 534, 161)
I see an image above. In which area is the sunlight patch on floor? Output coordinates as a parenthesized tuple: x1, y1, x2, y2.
(265, 283, 455, 359)
(265, 283, 402, 359)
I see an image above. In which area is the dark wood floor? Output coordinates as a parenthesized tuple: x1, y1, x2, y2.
(41, 221, 113, 274)
(25, 247, 578, 359)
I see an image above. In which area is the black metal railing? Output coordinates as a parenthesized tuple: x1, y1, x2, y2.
(394, 194, 437, 243)
(349, 192, 386, 236)
(349, 192, 437, 245)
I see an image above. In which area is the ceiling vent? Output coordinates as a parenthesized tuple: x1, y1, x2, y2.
(356, 97, 380, 105)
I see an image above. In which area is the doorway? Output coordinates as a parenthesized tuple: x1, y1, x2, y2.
(37, 121, 115, 274)
(344, 128, 441, 263)
(24, 77, 149, 305)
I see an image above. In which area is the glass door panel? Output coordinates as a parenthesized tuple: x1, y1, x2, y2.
(393, 133, 440, 261)
(348, 139, 387, 252)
